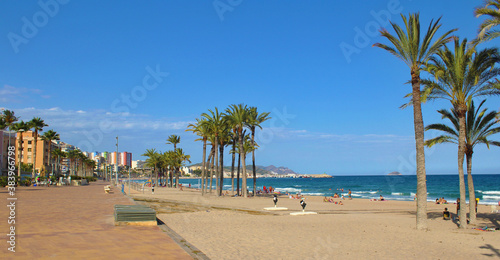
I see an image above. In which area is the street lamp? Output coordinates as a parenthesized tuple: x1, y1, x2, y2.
(17, 129, 25, 178)
(115, 136, 118, 186)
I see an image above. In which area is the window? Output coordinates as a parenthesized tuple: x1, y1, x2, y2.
(28, 141, 32, 144)
(28, 148, 32, 152)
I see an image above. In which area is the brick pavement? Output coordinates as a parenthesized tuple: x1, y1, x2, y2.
(0, 181, 193, 259)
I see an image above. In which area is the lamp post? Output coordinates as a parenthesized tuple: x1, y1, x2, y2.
(17, 129, 24, 177)
(115, 136, 118, 186)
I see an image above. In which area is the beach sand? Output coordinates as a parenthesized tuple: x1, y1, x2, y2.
(131, 185, 500, 260)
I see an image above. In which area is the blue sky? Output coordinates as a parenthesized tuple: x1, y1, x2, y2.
(1, 0, 499, 175)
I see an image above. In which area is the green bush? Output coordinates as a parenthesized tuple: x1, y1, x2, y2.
(84, 176, 97, 182)
(0, 176, 22, 187)
(70, 175, 82, 180)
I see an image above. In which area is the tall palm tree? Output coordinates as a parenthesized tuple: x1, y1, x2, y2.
(421, 38, 500, 228)
(202, 108, 226, 196)
(373, 13, 456, 230)
(226, 104, 251, 197)
(186, 118, 210, 195)
(174, 148, 191, 186)
(28, 117, 48, 178)
(142, 149, 161, 186)
(41, 130, 60, 176)
(246, 107, 271, 197)
(216, 120, 231, 196)
(166, 134, 181, 150)
(474, 0, 500, 43)
(67, 149, 80, 176)
(11, 121, 29, 177)
(51, 148, 66, 177)
(425, 100, 500, 224)
(1, 110, 18, 176)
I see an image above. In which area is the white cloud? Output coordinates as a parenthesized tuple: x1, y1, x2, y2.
(11, 107, 194, 132)
(0, 85, 49, 103)
(258, 127, 413, 144)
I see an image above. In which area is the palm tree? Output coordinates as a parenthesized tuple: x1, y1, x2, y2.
(67, 149, 80, 176)
(51, 148, 66, 177)
(216, 120, 231, 196)
(225, 104, 250, 197)
(425, 100, 500, 224)
(474, 0, 500, 43)
(41, 130, 60, 176)
(174, 148, 191, 186)
(373, 13, 456, 230)
(142, 149, 161, 186)
(421, 38, 500, 228)
(1, 110, 18, 176)
(166, 134, 181, 150)
(186, 118, 210, 195)
(246, 107, 271, 197)
(28, 117, 48, 178)
(202, 108, 226, 196)
(11, 121, 29, 177)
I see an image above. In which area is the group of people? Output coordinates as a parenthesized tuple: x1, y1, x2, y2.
(262, 186, 274, 194)
(323, 196, 344, 205)
(435, 197, 448, 204)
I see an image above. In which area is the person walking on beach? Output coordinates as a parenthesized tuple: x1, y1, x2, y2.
(348, 189, 352, 199)
(456, 198, 460, 219)
(152, 184, 155, 195)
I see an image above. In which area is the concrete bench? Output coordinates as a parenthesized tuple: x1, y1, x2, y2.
(104, 185, 112, 193)
(114, 205, 156, 226)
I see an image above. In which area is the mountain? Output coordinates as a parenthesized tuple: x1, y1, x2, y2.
(261, 165, 299, 175)
(189, 163, 299, 175)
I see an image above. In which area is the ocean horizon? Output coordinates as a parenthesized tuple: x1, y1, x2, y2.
(135, 174, 500, 206)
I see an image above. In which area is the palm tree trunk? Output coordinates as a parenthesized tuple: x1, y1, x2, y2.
(214, 137, 219, 195)
(458, 113, 467, 228)
(17, 132, 23, 177)
(209, 155, 214, 193)
(32, 132, 38, 178)
(252, 128, 257, 197)
(175, 167, 179, 188)
(466, 152, 476, 224)
(219, 143, 224, 196)
(411, 73, 428, 230)
(201, 139, 207, 195)
(239, 130, 248, 197)
(231, 140, 236, 196)
(237, 152, 241, 196)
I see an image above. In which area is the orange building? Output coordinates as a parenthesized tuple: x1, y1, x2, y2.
(15, 131, 54, 174)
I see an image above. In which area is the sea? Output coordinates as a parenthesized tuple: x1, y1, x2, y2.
(138, 174, 500, 205)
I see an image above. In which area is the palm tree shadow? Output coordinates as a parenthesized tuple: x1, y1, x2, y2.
(480, 244, 500, 257)
(476, 213, 500, 228)
(427, 211, 461, 227)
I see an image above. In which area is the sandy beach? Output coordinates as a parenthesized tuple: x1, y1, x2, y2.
(130, 185, 500, 260)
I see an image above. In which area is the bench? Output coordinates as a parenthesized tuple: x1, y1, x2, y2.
(104, 185, 112, 193)
(114, 205, 157, 226)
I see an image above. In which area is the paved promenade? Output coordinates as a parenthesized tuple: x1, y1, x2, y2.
(0, 181, 193, 259)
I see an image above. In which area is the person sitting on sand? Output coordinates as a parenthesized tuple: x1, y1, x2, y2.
(339, 201, 343, 205)
(333, 193, 339, 198)
(323, 197, 329, 202)
(441, 197, 447, 204)
(436, 198, 440, 204)
(443, 208, 450, 220)
(379, 195, 385, 201)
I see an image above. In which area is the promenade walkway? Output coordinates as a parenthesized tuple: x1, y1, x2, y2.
(0, 181, 193, 259)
